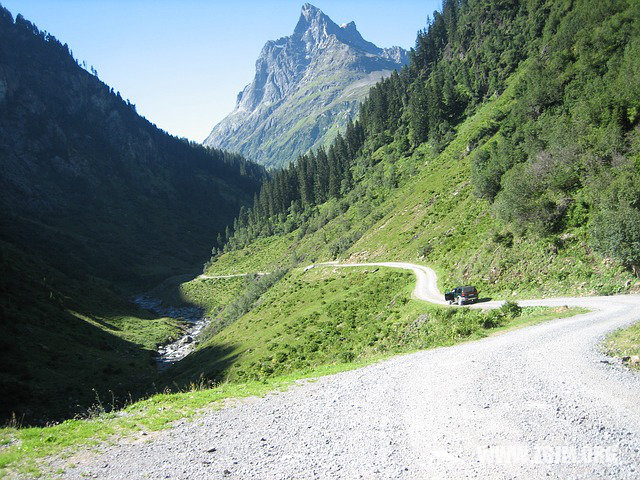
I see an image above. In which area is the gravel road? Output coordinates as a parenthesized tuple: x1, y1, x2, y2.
(58, 263, 640, 479)
(197, 273, 269, 280)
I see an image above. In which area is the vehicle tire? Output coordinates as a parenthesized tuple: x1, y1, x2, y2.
(448, 300, 453, 305)
(458, 297, 463, 306)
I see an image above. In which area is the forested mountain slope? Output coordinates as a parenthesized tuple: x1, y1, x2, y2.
(0, 6, 265, 424)
(212, 0, 640, 289)
(175, 0, 640, 385)
(0, 7, 265, 286)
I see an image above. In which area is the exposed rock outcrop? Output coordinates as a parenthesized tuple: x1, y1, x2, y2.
(204, 4, 408, 168)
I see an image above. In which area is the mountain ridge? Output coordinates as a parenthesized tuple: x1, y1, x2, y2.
(0, 5, 265, 424)
(204, 3, 408, 168)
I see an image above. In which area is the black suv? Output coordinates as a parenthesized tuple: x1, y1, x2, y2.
(445, 286, 478, 305)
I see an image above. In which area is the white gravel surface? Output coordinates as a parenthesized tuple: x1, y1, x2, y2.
(58, 264, 640, 479)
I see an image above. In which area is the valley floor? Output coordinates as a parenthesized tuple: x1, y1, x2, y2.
(48, 265, 640, 479)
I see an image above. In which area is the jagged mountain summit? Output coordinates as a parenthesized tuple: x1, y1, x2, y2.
(204, 3, 408, 168)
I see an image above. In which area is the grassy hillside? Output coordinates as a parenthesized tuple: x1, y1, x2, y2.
(211, 0, 640, 298)
(207, 73, 637, 299)
(0, 269, 585, 478)
(183, 93, 634, 390)
(168, 66, 634, 388)
(604, 324, 640, 370)
(168, 264, 586, 387)
(147, 274, 249, 318)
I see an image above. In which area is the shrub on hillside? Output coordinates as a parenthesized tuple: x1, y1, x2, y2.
(471, 137, 525, 201)
(201, 269, 288, 340)
(482, 309, 506, 329)
(493, 158, 574, 235)
(478, 301, 521, 329)
(499, 300, 522, 319)
(340, 351, 355, 363)
(590, 162, 640, 276)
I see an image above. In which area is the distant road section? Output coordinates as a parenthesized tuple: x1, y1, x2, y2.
(197, 272, 269, 280)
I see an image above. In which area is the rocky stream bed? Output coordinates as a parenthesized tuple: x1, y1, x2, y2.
(133, 295, 210, 369)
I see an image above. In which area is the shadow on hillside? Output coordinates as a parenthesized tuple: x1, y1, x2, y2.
(1, 228, 247, 426)
(475, 297, 493, 304)
(89, 276, 244, 408)
(1, 302, 241, 426)
(0, 304, 158, 426)
(160, 342, 241, 391)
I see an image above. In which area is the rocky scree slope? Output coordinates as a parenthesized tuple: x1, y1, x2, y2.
(204, 3, 408, 168)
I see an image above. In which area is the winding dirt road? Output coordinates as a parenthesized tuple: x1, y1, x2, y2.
(60, 263, 640, 479)
(316, 262, 448, 305)
(197, 272, 269, 280)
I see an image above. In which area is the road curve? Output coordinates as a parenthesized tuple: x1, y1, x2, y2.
(315, 262, 448, 305)
(59, 263, 640, 479)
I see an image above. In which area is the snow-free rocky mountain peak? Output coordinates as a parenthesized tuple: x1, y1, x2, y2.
(204, 4, 408, 168)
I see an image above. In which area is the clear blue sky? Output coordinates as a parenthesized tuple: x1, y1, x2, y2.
(2, 0, 441, 142)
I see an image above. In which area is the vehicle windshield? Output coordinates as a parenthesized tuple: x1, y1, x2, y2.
(462, 286, 476, 293)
